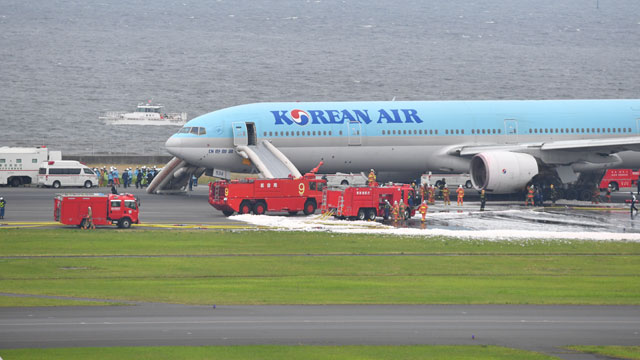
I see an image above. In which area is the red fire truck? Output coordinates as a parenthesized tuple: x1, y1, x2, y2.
(599, 169, 639, 191)
(54, 193, 140, 228)
(322, 184, 418, 221)
(209, 175, 327, 216)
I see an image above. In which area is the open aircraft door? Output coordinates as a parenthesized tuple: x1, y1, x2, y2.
(504, 119, 518, 143)
(232, 122, 249, 147)
(347, 120, 362, 146)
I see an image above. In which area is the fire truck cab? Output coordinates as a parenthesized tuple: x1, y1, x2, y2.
(322, 184, 418, 221)
(54, 193, 140, 228)
(209, 175, 327, 216)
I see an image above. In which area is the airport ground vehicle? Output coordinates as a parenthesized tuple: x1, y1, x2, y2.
(322, 184, 418, 221)
(0, 146, 61, 187)
(598, 169, 639, 191)
(54, 193, 139, 228)
(421, 172, 472, 189)
(38, 160, 98, 188)
(209, 175, 327, 216)
(316, 172, 368, 187)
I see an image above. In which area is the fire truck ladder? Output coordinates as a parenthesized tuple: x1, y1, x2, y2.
(337, 195, 345, 217)
(236, 140, 302, 179)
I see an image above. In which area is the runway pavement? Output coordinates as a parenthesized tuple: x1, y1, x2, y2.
(0, 185, 245, 227)
(0, 304, 638, 359)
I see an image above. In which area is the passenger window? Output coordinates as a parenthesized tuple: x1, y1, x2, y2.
(39, 168, 46, 175)
(83, 168, 94, 175)
(125, 200, 137, 210)
(16, 159, 22, 164)
(32, 158, 38, 163)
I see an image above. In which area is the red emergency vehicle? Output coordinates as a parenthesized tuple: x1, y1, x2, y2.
(599, 169, 639, 191)
(54, 193, 140, 228)
(322, 184, 418, 220)
(209, 175, 327, 216)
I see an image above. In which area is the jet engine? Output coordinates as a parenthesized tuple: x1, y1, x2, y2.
(469, 151, 539, 193)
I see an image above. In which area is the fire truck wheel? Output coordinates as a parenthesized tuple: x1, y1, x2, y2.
(84, 180, 93, 188)
(609, 182, 619, 191)
(404, 210, 411, 220)
(357, 208, 366, 221)
(222, 210, 235, 217)
(239, 201, 252, 214)
(253, 201, 267, 215)
(303, 200, 316, 215)
(119, 218, 131, 229)
(52, 181, 61, 189)
(366, 209, 377, 221)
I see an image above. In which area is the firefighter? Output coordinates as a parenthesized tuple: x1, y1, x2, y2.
(368, 169, 376, 187)
(0, 196, 5, 219)
(419, 184, 425, 202)
(479, 189, 486, 211)
(392, 201, 400, 222)
(428, 185, 435, 205)
(442, 185, 450, 206)
(398, 199, 407, 220)
(383, 199, 391, 220)
(456, 185, 465, 206)
(525, 185, 535, 206)
(418, 200, 428, 222)
(82, 206, 95, 230)
(631, 192, 639, 218)
(549, 184, 558, 206)
(113, 167, 120, 187)
(591, 186, 601, 204)
(605, 185, 612, 203)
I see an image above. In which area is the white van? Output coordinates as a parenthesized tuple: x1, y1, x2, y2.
(38, 160, 98, 188)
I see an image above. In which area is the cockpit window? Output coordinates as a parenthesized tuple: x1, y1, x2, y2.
(177, 127, 206, 135)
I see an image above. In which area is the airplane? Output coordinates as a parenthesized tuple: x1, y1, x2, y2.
(159, 99, 640, 199)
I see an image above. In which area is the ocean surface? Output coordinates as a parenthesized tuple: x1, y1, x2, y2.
(1, 0, 639, 155)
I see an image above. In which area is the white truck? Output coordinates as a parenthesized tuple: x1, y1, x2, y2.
(0, 147, 62, 187)
(316, 172, 368, 187)
(421, 172, 473, 189)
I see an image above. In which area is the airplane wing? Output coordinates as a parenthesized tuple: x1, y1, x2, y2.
(456, 136, 640, 157)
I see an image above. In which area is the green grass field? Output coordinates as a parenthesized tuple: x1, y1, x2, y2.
(0, 345, 560, 360)
(566, 346, 640, 360)
(1, 229, 638, 306)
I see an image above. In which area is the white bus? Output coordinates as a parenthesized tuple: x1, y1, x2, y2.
(38, 160, 98, 188)
(0, 146, 61, 187)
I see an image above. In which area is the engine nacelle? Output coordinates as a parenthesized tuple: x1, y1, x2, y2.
(470, 152, 539, 193)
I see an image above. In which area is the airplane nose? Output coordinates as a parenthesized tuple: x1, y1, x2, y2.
(165, 136, 184, 157)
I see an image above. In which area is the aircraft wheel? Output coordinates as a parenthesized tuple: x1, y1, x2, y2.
(465, 180, 473, 189)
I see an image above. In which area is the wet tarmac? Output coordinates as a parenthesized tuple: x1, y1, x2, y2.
(1, 186, 640, 240)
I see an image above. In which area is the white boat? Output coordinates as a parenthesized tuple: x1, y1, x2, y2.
(100, 103, 187, 126)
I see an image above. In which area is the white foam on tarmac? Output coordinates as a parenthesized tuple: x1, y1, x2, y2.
(230, 210, 640, 241)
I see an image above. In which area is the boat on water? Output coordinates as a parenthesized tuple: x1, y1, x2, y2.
(100, 102, 187, 126)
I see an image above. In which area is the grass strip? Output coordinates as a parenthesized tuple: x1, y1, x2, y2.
(0, 345, 559, 360)
(566, 345, 640, 359)
(1, 229, 639, 256)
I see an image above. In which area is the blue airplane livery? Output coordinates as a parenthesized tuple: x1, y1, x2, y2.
(158, 99, 640, 198)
